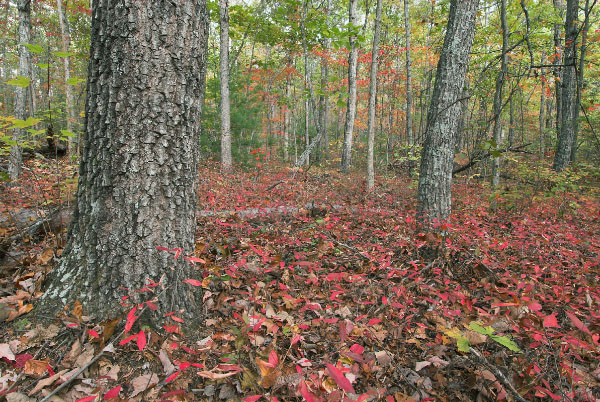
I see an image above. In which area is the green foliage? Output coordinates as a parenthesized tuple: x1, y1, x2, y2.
(469, 322, 522, 352)
(6, 76, 31, 88)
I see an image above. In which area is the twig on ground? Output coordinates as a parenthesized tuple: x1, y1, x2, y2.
(469, 347, 528, 402)
(5, 339, 51, 395)
(317, 230, 371, 261)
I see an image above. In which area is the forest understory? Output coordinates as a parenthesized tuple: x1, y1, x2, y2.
(0, 160, 599, 402)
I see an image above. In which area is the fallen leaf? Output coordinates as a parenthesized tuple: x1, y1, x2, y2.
(0, 343, 16, 361)
(130, 373, 159, 397)
(326, 363, 355, 393)
(543, 314, 560, 328)
(28, 369, 69, 396)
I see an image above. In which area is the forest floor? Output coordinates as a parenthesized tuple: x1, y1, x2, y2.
(0, 159, 599, 402)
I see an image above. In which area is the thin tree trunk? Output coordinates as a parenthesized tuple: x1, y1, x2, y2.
(9, 0, 32, 180)
(366, 0, 382, 191)
(39, 0, 209, 322)
(491, 0, 509, 188)
(417, 0, 479, 229)
(318, 0, 330, 162)
(508, 93, 515, 147)
(403, 0, 413, 145)
(539, 53, 546, 157)
(553, 0, 564, 133)
(340, 0, 358, 173)
(553, 0, 579, 171)
(56, 0, 77, 154)
(284, 63, 291, 162)
(219, 0, 232, 171)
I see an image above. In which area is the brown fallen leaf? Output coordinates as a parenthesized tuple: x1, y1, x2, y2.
(6, 301, 33, 322)
(28, 369, 69, 396)
(24, 359, 49, 377)
(130, 373, 159, 398)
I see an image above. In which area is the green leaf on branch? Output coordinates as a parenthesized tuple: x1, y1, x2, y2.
(60, 129, 77, 138)
(6, 76, 31, 88)
(52, 51, 76, 58)
(36, 63, 50, 69)
(9, 117, 41, 129)
(24, 43, 44, 54)
(469, 322, 521, 352)
(67, 77, 86, 86)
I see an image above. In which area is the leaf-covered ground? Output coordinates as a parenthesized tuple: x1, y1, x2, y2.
(1, 161, 599, 401)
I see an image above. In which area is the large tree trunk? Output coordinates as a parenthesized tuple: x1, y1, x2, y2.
(340, 0, 358, 173)
(539, 53, 546, 157)
(416, 0, 479, 229)
(56, 0, 77, 155)
(366, 0, 382, 191)
(39, 1, 209, 323)
(220, 0, 232, 171)
(553, 0, 564, 133)
(553, 0, 578, 171)
(491, 0, 508, 188)
(403, 0, 413, 146)
(571, 0, 591, 162)
(8, 0, 32, 181)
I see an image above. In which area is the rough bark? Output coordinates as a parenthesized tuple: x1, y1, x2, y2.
(8, 0, 32, 181)
(56, 0, 77, 155)
(571, 0, 591, 162)
(491, 0, 509, 188)
(39, 1, 209, 324)
(416, 0, 479, 229)
(340, 0, 358, 173)
(553, 0, 578, 171)
(284, 69, 291, 162)
(403, 0, 413, 145)
(366, 0, 382, 191)
(553, 0, 564, 132)
(219, 0, 232, 171)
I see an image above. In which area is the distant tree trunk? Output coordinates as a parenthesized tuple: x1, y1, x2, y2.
(8, 0, 32, 181)
(571, 0, 591, 162)
(539, 53, 546, 157)
(553, 0, 578, 171)
(284, 67, 291, 162)
(220, 0, 232, 171)
(417, 0, 479, 229)
(57, 0, 77, 154)
(340, 0, 358, 173)
(318, 0, 330, 162)
(366, 0, 382, 191)
(491, 0, 508, 188)
(39, 0, 209, 322)
(508, 92, 515, 147)
(403, 0, 413, 146)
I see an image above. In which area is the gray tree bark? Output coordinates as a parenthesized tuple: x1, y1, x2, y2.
(571, 0, 591, 162)
(553, 0, 564, 133)
(539, 53, 547, 157)
(366, 0, 382, 191)
(340, 0, 358, 173)
(417, 0, 479, 229)
(8, 0, 32, 180)
(219, 0, 232, 171)
(56, 0, 77, 154)
(318, 0, 331, 162)
(553, 0, 579, 171)
(491, 0, 509, 188)
(39, 1, 209, 323)
(403, 0, 413, 146)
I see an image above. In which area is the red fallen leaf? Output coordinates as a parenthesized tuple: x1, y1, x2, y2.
(67, 323, 79, 328)
(161, 390, 185, 398)
(367, 318, 382, 326)
(299, 381, 317, 402)
(137, 330, 147, 351)
(268, 350, 278, 367)
(291, 334, 302, 346)
(543, 314, 560, 328)
(185, 256, 206, 264)
(183, 279, 202, 286)
(119, 333, 137, 346)
(145, 301, 158, 311)
(14, 353, 33, 369)
(88, 329, 99, 338)
(528, 302, 542, 312)
(326, 362, 355, 393)
(243, 396, 263, 402)
(75, 396, 98, 402)
(165, 371, 180, 383)
(103, 385, 121, 400)
(350, 344, 364, 354)
(47, 363, 55, 376)
(565, 311, 592, 335)
(171, 315, 184, 323)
